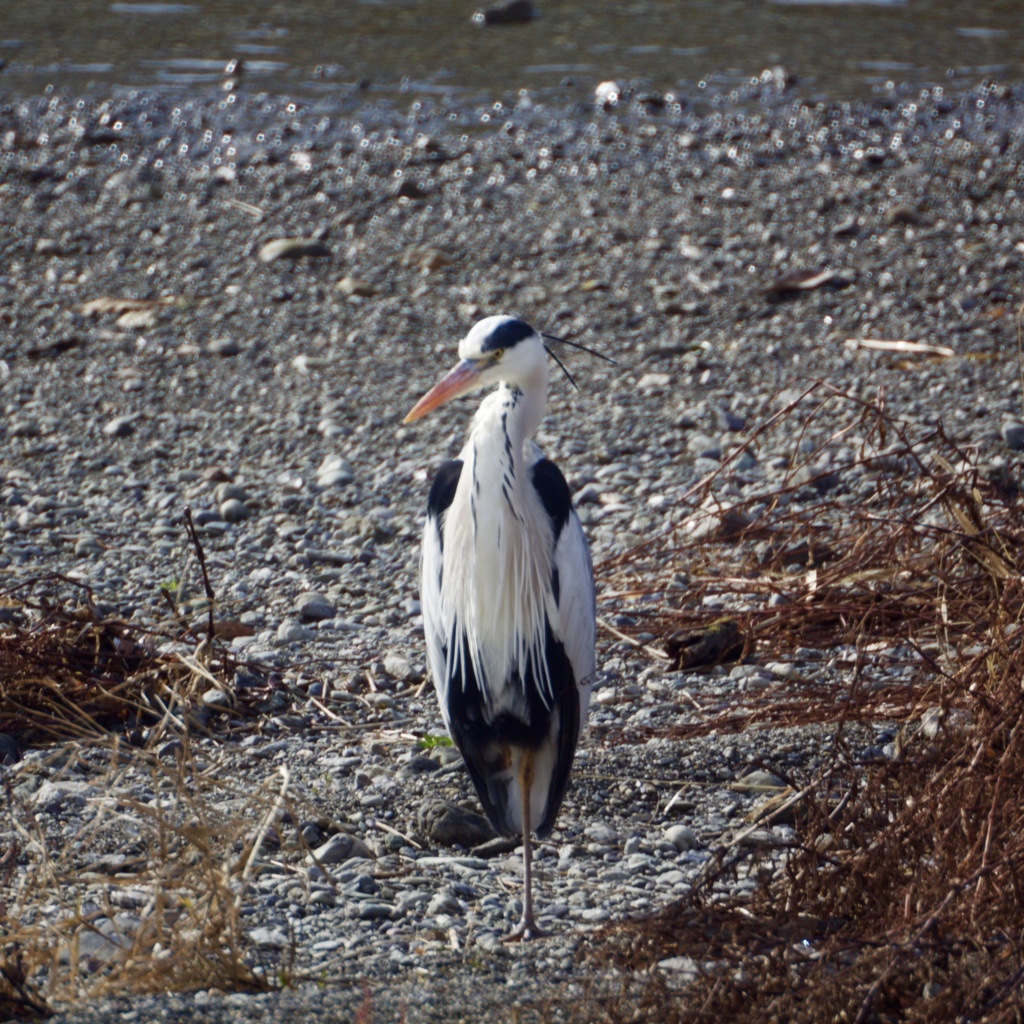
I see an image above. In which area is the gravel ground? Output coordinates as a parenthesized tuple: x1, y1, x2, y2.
(2, 78, 1024, 1021)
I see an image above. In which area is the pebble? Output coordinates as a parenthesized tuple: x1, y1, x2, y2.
(102, 415, 138, 438)
(383, 652, 415, 681)
(219, 498, 250, 522)
(317, 455, 355, 488)
(258, 237, 330, 263)
(214, 483, 249, 503)
(584, 822, 618, 845)
(308, 832, 374, 865)
(295, 593, 337, 621)
(1000, 420, 1024, 451)
(356, 902, 396, 921)
(336, 276, 379, 298)
(739, 770, 786, 788)
(34, 781, 98, 812)
(426, 890, 463, 917)
(74, 536, 103, 557)
(663, 825, 699, 852)
(248, 927, 290, 950)
(206, 337, 240, 357)
(277, 620, 317, 643)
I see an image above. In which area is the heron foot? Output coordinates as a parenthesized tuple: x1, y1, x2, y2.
(502, 917, 552, 943)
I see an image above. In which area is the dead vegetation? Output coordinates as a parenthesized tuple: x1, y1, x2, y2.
(3, 387, 1024, 1020)
(0, 531, 287, 1015)
(0, 733, 284, 1016)
(588, 386, 1024, 1021)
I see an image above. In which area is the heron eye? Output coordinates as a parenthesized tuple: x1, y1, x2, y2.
(492, 348, 504, 361)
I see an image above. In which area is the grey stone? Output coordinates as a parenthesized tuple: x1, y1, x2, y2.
(426, 890, 463, 917)
(296, 592, 336, 621)
(214, 483, 249, 503)
(356, 902, 396, 920)
(258, 237, 330, 263)
(316, 454, 355, 488)
(739, 769, 786, 788)
(664, 825, 699, 852)
(248, 927, 290, 949)
(206, 337, 240, 357)
(276, 620, 317, 643)
(74, 536, 103, 557)
(383, 652, 413, 681)
(584, 822, 618, 845)
(304, 548, 353, 566)
(308, 832, 374, 865)
(418, 799, 497, 848)
(202, 688, 233, 708)
(103, 415, 138, 438)
(1001, 420, 1024, 451)
(33, 781, 98, 813)
(219, 498, 250, 522)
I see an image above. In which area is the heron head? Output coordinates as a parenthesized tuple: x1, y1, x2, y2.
(404, 316, 544, 423)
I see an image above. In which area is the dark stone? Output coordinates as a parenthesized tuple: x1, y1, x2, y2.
(473, 0, 536, 25)
(0, 733, 20, 764)
(417, 799, 497, 848)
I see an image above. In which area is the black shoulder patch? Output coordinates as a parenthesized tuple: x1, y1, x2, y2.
(481, 318, 535, 352)
(427, 460, 463, 540)
(531, 458, 572, 539)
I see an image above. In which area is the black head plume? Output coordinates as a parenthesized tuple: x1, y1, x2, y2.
(541, 331, 618, 390)
(542, 332, 618, 366)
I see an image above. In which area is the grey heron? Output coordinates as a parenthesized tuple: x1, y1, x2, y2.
(404, 315, 596, 941)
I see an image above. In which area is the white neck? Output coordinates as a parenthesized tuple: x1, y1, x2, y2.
(442, 369, 554, 709)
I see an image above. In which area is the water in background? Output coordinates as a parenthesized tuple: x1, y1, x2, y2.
(1, 0, 1021, 105)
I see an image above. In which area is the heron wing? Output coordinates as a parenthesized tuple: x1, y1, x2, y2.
(530, 457, 596, 836)
(421, 459, 463, 729)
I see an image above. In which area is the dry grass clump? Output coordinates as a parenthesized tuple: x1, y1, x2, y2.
(1, 736, 281, 1015)
(0, 560, 286, 1015)
(0, 592, 207, 744)
(591, 387, 1024, 1022)
(0, 720, 302, 1014)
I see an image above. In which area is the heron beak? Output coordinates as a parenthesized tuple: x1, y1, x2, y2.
(403, 359, 483, 423)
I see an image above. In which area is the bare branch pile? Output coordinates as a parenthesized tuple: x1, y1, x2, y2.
(593, 388, 1024, 1022)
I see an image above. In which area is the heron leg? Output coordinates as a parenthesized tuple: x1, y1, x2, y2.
(503, 749, 551, 942)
